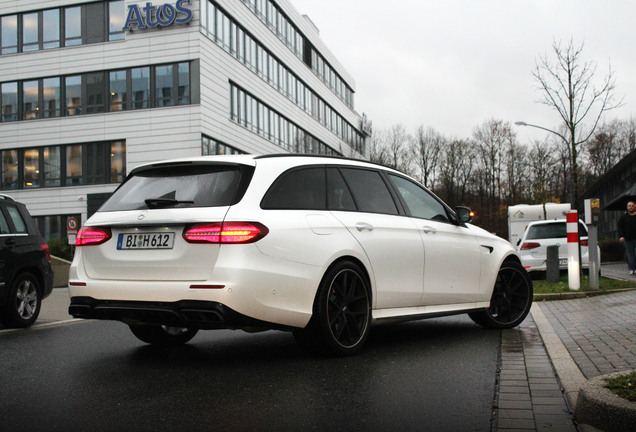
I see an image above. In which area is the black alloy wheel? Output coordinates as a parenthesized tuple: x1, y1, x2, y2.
(294, 260, 371, 356)
(469, 260, 533, 329)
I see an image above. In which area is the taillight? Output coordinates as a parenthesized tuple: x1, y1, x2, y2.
(580, 239, 588, 246)
(520, 242, 540, 251)
(40, 243, 51, 263)
(76, 227, 112, 246)
(183, 222, 268, 244)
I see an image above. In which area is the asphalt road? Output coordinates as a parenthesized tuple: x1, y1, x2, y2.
(1, 316, 500, 432)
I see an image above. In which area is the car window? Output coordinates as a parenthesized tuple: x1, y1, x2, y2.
(526, 222, 587, 240)
(6, 205, 27, 233)
(261, 167, 326, 210)
(326, 168, 356, 211)
(0, 209, 11, 234)
(339, 168, 398, 215)
(100, 165, 244, 211)
(388, 174, 449, 222)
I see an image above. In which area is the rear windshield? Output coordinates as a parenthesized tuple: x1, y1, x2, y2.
(99, 164, 247, 211)
(526, 222, 588, 240)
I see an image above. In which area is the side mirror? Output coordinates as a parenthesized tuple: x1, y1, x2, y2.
(455, 206, 474, 224)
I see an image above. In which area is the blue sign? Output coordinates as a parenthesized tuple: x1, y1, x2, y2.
(124, 0, 193, 31)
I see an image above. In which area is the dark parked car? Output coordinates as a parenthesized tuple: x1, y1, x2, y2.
(0, 194, 54, 328)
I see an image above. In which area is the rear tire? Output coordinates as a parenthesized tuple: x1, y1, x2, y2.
(129, 325, 198, 346)
(294, 260, 371, 356)
(0, 272, 42, 328)
(469, 260, 533, 329)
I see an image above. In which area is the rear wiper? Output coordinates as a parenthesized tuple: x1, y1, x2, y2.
(144, 198, 194, 208)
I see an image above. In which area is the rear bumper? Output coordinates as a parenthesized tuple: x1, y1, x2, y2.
(69, 296, 295, 331)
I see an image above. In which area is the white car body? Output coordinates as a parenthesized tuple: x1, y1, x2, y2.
(516, 219, 594, 273)
(69, 155, 532, 355)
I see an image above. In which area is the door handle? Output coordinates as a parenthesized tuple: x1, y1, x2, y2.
(421, 226, 437, 234)
(5, 238, 16, 246)
(355, 222, 374, 232)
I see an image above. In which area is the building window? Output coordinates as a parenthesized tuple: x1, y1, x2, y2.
(43, 9, 60, 49)
(44, 146, 61, 187)
(0, 141, 126, 192)
(131, 67, 150, 109)
(155, 65, 174, 107)
(23, 148, 40, 188)
(229, 83, 339, 156)
(201, 136, 244, 156)
(64, 6, 82, 47)
(65, 75, 82, 116)
(0, 1, 125, 55)
(178, 63, 190, 105)
(1, 15, 18, 54)
(109, 70, 127, 111)
(66, 145, 82, 186)
(85, 72, 106, 114)
(0, 61, 193, 122)
(22, 80, 39, 120)
(1, 82, 18, 122)
(22, 12, 40, 52)
(1, 149, 18, 190)
(108, 1, 125, 41)
(43, 77, 61, 118)
(110, 141, 125, 183)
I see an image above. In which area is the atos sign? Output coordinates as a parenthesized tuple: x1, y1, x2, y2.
(124, 0, 193, 31)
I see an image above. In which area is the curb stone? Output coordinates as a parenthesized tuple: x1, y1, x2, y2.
(574, 371, 636, 432)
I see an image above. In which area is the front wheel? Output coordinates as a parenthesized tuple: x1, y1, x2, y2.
(129, 325, 198, 346)
(469, 260, 533, 329)
(0, 272, 42, 328)
(294, 260, 371, 356)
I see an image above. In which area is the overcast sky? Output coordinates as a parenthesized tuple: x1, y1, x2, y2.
(291, 0, 636, 144)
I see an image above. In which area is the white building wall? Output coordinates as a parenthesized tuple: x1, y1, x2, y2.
(0, 0, 366, 229)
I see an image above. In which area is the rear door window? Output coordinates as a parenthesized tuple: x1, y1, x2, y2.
(100, 164, 247, 211)
(0, 208, 11, 234)
(339, 168, 399, 215)
(261, 167, 326, 210)
(5, 206, 27, 233)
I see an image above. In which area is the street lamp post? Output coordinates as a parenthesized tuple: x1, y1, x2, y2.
(514, 121, 575, 206)
(515, 120, 580, 289)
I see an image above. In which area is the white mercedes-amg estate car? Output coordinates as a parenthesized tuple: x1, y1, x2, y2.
(69, 154, 532, 356)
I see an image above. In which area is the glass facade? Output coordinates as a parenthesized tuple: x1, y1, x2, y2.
(230, 83, 339, 156)
(201, 136, 244, 156)
(0, 1, 125, 54)
(201, 1, 364, 154)
(0, 61, 192, 122)
(238, 0, 354, 109)
(0, 140, 125, 191)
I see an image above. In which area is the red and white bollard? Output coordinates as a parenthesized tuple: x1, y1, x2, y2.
(566, 210, 580, 290)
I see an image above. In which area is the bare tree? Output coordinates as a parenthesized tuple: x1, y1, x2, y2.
(367, 128, 391, 166)
(533, 39, 622, 208)
(411, 126, 443, 188)
(437, 138, 475, 207)
(385, 124, 411, 173)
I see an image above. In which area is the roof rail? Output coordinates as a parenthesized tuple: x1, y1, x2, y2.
(0, 193, 15, 202)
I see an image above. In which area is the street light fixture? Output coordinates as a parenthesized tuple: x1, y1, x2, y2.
(514, 120, 574, 203)
(514, 121, 569, 145)
(515, 120, 580, 289)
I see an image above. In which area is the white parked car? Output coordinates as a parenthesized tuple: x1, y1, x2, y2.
(69, 155, 532, 356)
(517, 219, 593, 273)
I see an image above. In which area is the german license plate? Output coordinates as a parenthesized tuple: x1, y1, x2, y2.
(559, 258, 568, 266)
(117, 232, 175, 250)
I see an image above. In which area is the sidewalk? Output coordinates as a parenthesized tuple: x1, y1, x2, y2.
(496, 263, 636, 432)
